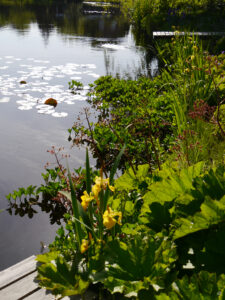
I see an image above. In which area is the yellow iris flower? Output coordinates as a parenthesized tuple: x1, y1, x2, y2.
(81, 191, 94, 210)
(81, 177, 115, 210)
(103, 207, 122, 230)
(94, 176, 115, 192)
(80, 239, 89, 253)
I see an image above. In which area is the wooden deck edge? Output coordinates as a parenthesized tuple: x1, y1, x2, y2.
(0, 255, 37, 289)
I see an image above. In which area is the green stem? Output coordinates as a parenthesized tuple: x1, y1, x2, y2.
(99, 287, 103, 300)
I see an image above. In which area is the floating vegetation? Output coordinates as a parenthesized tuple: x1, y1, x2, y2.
(0, 97, 10, 103)
(0, 57, 100, 117)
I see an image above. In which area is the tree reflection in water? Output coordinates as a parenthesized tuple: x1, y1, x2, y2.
(7, 191, 69, 225)
(0, 0, 128, 42)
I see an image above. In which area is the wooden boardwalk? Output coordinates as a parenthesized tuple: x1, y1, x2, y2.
(153, 31, 225, 38)
(0, 256, 85, 299)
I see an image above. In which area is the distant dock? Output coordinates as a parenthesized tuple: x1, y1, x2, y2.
(153, 31, 225, 38)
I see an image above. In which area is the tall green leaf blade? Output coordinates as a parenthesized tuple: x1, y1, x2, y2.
(59, 190, 95, 239)
(67, 166, 82, 247)
(85, 148, 91, 194)
(109, 145, 126, 185)
(103, 145, 125, 211)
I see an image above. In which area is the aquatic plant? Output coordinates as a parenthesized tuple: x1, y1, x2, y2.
(68, 80, 84, 94)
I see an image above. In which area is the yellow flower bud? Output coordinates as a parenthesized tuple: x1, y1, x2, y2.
(109, 185, 115, 192)
(80, 239, 89, 253)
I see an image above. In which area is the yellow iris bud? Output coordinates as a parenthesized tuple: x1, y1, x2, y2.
(92, 184, 101, 206)
(190, 55, 195, 60)
(109, 185, 115, 192)
(80, 239, 89, 253)
(81, 191, 94, 210)
(103, 207, 122, 230)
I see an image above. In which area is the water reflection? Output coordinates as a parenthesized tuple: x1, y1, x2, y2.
(7, 192, 68, 225)
(0, 1, 128, 41)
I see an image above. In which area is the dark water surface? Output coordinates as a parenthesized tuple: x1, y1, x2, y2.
(0, 1, 154, 270)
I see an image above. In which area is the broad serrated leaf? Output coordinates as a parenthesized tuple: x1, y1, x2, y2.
(174, 196, 225, 240)
(92, 235, 176, 297)
(142, 161, 205, 210)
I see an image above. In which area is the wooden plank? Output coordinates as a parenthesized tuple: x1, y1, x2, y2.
(0, 255, 97, 299)
(25, 287, 56, 300)
(0, 271, 38, 300)
(0, 255, 36, 289)
(25, 286, 77, 299)
(26, 287, 97, 300)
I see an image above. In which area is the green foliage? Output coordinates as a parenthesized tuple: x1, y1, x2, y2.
(69, 36, 225, 172)
(4, 17, 224, 300)
(213, 104, 225, 137)
(158, 36, 225, 134)
(36, 149, 125, 297)
(70, 75, 174, 171)
(121, 0, 225, 38)
(36, 156, 225, 299)
(157, 272, 225, 300)
(37, 251, 89, 296)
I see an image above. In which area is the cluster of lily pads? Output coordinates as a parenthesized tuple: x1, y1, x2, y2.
(0, 56, 100, 117)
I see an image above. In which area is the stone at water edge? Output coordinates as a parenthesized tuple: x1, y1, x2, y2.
(44, 98, 58, 107)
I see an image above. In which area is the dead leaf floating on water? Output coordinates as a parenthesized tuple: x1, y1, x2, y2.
(44, 98, 58, 107)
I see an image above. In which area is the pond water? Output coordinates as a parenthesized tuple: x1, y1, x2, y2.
(0, 1, 155, 270)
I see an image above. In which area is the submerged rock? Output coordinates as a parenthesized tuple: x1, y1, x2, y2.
(44, 98, 58, 107)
